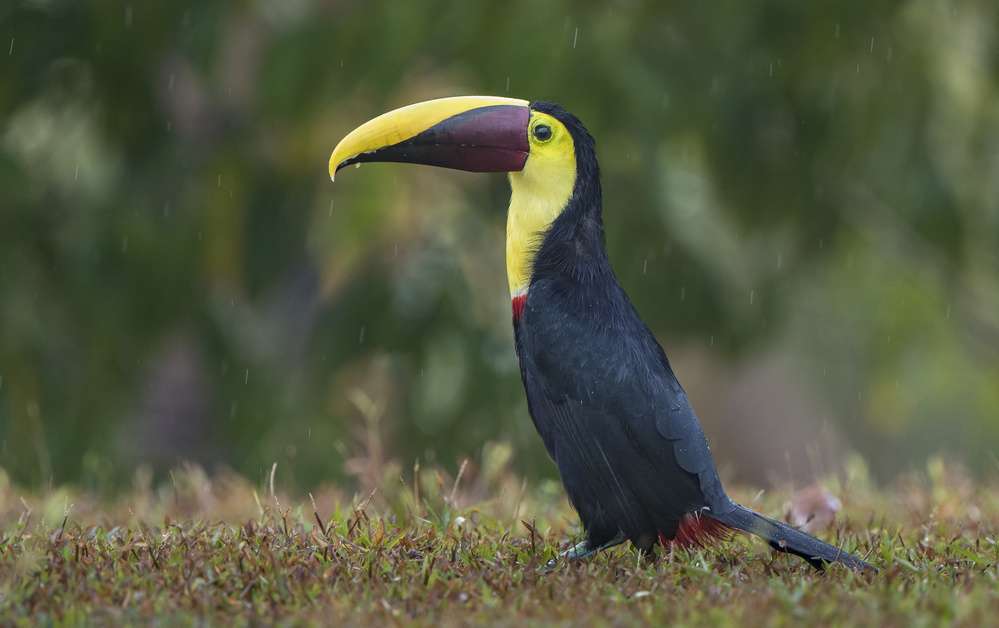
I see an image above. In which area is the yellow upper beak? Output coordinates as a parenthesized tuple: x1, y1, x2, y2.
(329, 96, 531, 181)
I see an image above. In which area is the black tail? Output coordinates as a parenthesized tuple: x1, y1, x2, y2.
(709, 503, 875, 573)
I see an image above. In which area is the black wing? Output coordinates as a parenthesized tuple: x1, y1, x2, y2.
(515, 276, 733, 549)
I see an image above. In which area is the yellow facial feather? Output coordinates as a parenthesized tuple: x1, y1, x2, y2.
(505, 112, 577, 296)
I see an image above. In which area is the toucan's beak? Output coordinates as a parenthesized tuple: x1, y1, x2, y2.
(329, 96, 531, 181)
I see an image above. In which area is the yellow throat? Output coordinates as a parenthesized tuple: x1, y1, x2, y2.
(505, 112, 577, 297)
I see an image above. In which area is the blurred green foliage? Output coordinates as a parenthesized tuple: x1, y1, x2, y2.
(1, 0, 997, 491)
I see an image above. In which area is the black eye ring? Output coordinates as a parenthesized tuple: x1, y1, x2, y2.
(533, 124, 553, 142)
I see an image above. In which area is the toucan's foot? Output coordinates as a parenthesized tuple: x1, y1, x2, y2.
(547, 531, 628, 568)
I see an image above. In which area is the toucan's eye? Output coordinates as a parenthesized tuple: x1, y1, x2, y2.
(533, 124, 553, 142)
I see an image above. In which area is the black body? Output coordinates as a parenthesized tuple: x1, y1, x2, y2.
(514, 103, 871, 571)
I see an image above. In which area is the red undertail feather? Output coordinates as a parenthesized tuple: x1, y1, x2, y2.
(659, 513, 735, 549)
(511, 293, 527, 324)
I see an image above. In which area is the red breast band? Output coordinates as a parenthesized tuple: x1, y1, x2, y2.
(511, 293, 527, 324)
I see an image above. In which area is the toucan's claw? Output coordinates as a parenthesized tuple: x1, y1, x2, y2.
(548, 531, 628, 568)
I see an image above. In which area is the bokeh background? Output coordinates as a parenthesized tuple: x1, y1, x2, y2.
(2, 0, 997, 494)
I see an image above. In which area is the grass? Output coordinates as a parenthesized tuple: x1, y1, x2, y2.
(2, 452, 998, 626)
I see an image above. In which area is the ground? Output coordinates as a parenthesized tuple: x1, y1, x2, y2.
(1, 454, 997, 626)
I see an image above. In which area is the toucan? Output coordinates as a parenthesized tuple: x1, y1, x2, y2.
(329, 96, 873, 572)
